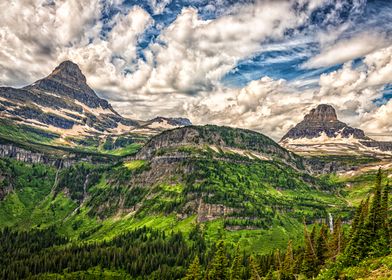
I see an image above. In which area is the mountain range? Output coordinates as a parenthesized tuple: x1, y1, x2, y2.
(0, 61, 391, 279)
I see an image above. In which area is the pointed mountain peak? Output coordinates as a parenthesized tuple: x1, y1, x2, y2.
(304, 104, 337, 122)
(49, 60, 86, 83)
(25, 60, 117, 111)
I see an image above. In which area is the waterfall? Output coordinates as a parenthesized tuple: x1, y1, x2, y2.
(328, 212, 334, 233)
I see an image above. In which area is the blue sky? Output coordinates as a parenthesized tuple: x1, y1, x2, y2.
(0, 0, 392, 139)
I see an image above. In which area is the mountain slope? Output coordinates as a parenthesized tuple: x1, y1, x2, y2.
(0, 60, 192, 141)
(0, 61, 139, 136)
(280, 104, 392, 156)
(0, 125, 349, 255)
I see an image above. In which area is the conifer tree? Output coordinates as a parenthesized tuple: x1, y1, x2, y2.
(301, 224, 318, 277)
(208, 241, 229, 280)
(315, 223, 329, 267)
(329, 216, 344, 260)
(283, 240, 294, 273)
(344, 197, 369, 263)
(248, 255, 261, 280)
(230, 245, 244, 280)
(185, 256, 202, 280)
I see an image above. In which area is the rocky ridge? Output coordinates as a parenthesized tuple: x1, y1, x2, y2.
(0, 61, 191, 139)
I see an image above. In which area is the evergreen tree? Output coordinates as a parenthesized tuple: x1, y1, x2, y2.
(329, 216, 344, 260)
(283, 240, 294, 273)
(207, 241, 229, 280)
(365, 169, 387, 257)
(248, 255, 261, 280)
(344, 197, 369, 263)
(185, 256, 202, 280)
(229, 245, 244, 280)
(301, 224, 317, 277)
(315, 223, 329, 267)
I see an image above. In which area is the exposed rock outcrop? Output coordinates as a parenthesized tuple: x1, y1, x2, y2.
(280, 104, 392, 157)
(281, 104, 367, 141)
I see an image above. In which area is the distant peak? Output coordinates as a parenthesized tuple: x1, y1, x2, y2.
(304, 104, 337, 122)
(49, 60, 86, 83)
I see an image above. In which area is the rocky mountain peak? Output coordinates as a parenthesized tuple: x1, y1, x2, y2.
(304, 104, 338, 122)
(49, 60, 86, 83)
(24, 60, 115, 110)
(281, 104, 367, 141)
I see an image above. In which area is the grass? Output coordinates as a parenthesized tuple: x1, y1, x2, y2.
(337, 167, 392, 206)
(123, 160, 146, 170)
(0, 119, 59, 144)
(100, 143, 142, 156)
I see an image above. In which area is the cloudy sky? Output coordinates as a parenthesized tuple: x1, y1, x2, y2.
(1, 0, 392, 140)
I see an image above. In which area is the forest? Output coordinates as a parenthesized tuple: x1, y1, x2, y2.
(0, 169, 390, 279)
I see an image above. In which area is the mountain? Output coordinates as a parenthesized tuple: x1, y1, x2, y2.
(0, 68, 390, 279)
(0, 124, 346, 236)
(0, 61, 191, 140)
(280, 104, 392, 156)
(0, 61, 140, 137)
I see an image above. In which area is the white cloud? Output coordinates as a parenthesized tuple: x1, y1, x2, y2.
(149, 0, 172, 15)
(108, 6, 153, 63)
(303, 32, 390, 69)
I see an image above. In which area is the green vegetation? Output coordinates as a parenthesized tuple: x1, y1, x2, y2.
(0, 119, 60, 144)
(0, 124, 391, 278)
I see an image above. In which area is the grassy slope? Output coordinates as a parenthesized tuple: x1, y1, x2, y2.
(0, 119, 146, 158)
(0, 149, 348, 256)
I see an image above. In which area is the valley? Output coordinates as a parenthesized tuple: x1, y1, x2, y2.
(0, 62, 390, 279)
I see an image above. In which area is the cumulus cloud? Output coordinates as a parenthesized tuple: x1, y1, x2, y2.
(185, 44, 392, 140)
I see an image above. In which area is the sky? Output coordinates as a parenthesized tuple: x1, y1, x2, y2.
(1, 0, 392, 140)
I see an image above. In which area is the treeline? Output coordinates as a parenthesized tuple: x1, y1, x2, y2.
(184, 168, 391, 279)
(0, 226, 208, 280)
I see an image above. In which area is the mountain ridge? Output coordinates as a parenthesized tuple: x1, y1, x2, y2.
(0, 60, 191, 139)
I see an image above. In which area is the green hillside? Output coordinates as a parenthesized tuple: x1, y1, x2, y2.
(0, 124, 390, 279)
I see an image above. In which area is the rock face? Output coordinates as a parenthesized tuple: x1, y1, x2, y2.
(136, 125, 305, 171)
(0, 60, 195, 138)
(280, 104, 392, 157)
(0, 60, 139, 135)
(26, 60, 115, 111)
(281, 104, 367, 140)
(149, 117, 192, 127)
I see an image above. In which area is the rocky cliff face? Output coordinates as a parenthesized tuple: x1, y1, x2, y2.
(136, 125, 305, 171)
(0, 60, 195, 139)
(281, 104, 367, 140)
(280, 104, 392, 157)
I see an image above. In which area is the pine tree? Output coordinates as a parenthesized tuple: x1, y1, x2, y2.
(329, 216, 344, 260)
(283, 240, 294, 273)
(365, 169, 387, 257)
(185, 256, 202, 280)
(229, 245, 244, 280)
(375, 182, 390, 256)
(301, 224, 318, 277)
(344, 197, 369, 263)
(207, 241, 229, 280)
(248, 255, 261, 280)
(315, 223, 329, 267)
